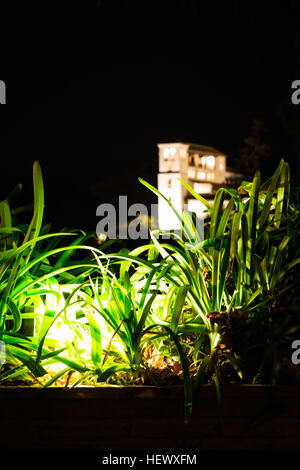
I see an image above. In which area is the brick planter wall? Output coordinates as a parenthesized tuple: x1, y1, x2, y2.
(0, 384, 300, 451)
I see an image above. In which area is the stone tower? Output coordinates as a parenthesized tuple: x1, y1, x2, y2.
(157, 143, 189, 231)
(157, 142, 234, 230)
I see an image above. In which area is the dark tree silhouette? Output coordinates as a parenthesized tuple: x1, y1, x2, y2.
(239, 119, 271, 174)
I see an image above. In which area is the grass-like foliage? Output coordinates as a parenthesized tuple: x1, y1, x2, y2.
(0, 160, 299, 423)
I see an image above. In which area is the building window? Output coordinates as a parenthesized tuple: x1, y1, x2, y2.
(206, 156, 215, 169)
(188, 168, 195, 178)
(198, 171, 206, 180)
(194, 182, 212, 194)
(201, 155, 215, 170)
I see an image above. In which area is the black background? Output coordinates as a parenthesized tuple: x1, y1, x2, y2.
(0, 0, 299, 232)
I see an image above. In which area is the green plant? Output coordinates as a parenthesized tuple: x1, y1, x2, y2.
(138, 158, 300, 404)
(1, 159, 299, 426)
(0, 163, 107, 383)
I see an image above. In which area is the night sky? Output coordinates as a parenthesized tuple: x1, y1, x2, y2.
(0, 1, 299, 232)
